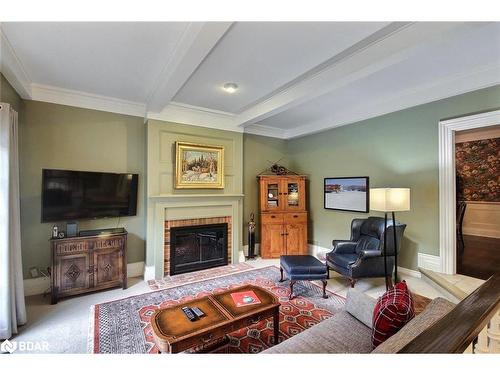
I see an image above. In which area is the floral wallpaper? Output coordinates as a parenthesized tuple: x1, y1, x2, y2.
(456, 137, 499, 202)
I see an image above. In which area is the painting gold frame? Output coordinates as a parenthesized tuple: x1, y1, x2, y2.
(175, 142, 225, 189)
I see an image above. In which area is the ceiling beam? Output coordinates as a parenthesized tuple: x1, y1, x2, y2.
(146, 22, 233, 112)
(233, 22, 473, 127)
(285, 62, 500, 139)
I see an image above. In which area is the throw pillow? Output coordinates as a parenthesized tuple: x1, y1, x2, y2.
(371, 280, 415, 348)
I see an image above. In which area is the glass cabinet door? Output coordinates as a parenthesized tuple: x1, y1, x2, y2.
(265, 182, 280, 210)
(287, 182, 300, 208)
(283, 179, 304, 210)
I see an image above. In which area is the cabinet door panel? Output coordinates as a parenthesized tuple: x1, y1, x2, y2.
(261, 224, 284, 258)
(260, 178, 283, 211)
(93, 248, 123, 289)
(286, 224, 308, 255)
(282, 178, 306, 211)
(57, 253, 90, 293)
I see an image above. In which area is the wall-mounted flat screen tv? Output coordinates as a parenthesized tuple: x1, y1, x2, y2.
(41, 169, 139, 222)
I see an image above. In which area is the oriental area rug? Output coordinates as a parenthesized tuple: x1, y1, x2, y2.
(89, 266, 346, 354)
(146, 262, 253, 291)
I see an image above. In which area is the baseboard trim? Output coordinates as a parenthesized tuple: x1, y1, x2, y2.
(418, 253, 442, 272)
(127, 261, 145, 278)
(23, 276, 50, 297)
(398, 267, 421, 278)
(23, 261, 145, 297)
(463, 227, 500, 238)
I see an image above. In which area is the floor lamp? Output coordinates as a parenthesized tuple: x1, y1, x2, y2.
(370, 188, 411, 290)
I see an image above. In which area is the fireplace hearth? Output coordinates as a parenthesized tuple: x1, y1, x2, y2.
(169, 223, 228, 275)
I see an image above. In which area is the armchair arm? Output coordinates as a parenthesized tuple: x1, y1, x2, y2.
(350, 249, 383, 269)
(330, 240, 357, 254)
(357, 249, 382, 259)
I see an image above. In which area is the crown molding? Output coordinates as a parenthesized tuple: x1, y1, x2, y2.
(147, 102, 243, 133)
(0, 27, 32, 99)
(30, 84, 146, 117)
(243, 123, 287, 139)
(285, 62, 500, 139)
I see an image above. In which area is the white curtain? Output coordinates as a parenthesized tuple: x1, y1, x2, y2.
(0, 102, 26, 340)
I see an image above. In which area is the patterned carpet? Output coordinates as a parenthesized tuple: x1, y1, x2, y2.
(89, 266, 346, 353)
(146, 263, 254, 291)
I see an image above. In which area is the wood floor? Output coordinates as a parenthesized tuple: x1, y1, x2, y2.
(457, 235, 500, 280)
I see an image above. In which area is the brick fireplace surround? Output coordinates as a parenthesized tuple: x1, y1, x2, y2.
(164, 216, 232, 276)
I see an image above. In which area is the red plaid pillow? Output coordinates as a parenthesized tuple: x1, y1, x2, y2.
(371, 280, 415, 348)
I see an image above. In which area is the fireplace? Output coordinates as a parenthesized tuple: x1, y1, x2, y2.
(169, 223, 229, 275)
(163, 216, 233, 276)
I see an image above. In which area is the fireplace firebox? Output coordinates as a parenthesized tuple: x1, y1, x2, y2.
(169, 223, 228, 275)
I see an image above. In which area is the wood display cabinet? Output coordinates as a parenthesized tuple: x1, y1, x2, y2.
(50, 230, 127, 304)
(258, 175, 308, 258)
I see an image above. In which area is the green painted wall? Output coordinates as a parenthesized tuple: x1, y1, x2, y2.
(287, 85, 500, 270)
(20, 100, 146, 278)
(13, 81, 500, 277)
(146, 119, 244, 197)
(0, 73, 22, 112)
(242, 134, 288, 246)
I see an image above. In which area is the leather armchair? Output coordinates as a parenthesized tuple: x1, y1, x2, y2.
(326, 216, 406, 287)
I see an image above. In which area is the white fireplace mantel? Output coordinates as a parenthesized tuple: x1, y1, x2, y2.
(145, 194, 244, 280)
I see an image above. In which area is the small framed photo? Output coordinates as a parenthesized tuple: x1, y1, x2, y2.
(324, 177, 369, 213)
(175, 142, 224, 189)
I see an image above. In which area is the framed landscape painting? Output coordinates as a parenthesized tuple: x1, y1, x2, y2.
(324, 177, 369, 213)
(175, 142, 224, 189)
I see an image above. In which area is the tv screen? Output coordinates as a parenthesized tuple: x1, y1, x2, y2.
(41, 169, 138, 222)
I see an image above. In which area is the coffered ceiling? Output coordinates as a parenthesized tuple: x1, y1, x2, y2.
(1, 21, 499, 138)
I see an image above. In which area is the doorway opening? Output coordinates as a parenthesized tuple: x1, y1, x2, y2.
(455, 125, 500, 279)
(438, 109, 500, 275)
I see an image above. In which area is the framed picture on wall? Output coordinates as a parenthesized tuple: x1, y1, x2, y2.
(175, 142, 224, 189)
(324, 176, 369, 212)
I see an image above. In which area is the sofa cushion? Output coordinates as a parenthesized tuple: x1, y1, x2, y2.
(371, 281, 415, 348)
(345, 288, 377, 328)
(329, 253, 358, 269)
(262, 311, 373, 354)
(372, 297, 456, 353)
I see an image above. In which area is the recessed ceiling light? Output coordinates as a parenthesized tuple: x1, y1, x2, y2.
(222, 82, 238, 94)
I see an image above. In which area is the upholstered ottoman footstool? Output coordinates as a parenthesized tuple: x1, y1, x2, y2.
(279, 255, 329, 299)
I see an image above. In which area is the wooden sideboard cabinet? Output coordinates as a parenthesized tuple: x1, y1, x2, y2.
(50, 230, 127, 304)
(258, 175, 308, 258)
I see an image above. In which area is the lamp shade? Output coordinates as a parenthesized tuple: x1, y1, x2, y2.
(370, 188, 411, 212)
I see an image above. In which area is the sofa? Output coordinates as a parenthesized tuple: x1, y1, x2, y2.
(262, 288, 455, 353)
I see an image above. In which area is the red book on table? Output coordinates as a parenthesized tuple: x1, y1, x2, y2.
(230, 290, 262, 307)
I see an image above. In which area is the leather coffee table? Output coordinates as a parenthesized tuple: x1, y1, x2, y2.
(150, 284, 280, 353)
